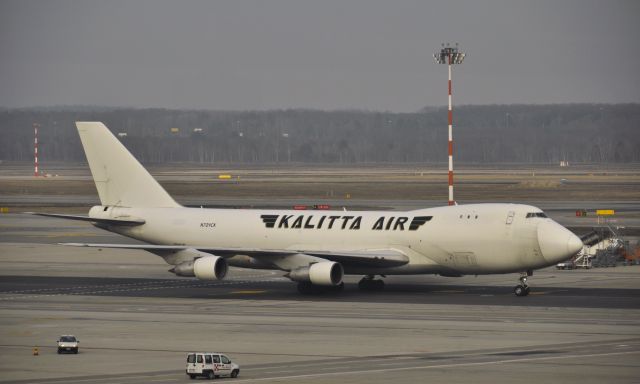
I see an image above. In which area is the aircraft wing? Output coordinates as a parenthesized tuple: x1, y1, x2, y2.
(29, 213, 145, 226)
(295, 249, 409, 267)
(60, 243, 409, 268)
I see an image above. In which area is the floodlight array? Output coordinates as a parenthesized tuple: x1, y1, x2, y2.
(433, 47, 466, 65)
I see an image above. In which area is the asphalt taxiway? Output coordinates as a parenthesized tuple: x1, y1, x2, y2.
(1, 213, 639, 383)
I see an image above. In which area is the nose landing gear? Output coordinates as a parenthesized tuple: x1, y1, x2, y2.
(514, 271, 532, 297)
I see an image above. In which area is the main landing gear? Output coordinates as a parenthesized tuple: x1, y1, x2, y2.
(358, 275, 385, 291)
(514, 271, 532, 297)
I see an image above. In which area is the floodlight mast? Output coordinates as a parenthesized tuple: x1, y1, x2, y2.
(434, 43, 465, 206)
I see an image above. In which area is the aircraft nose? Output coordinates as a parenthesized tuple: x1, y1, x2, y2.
(537, 220, 583, 263)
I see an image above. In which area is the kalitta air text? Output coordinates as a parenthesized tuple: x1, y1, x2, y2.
(260, 214, 431, 231)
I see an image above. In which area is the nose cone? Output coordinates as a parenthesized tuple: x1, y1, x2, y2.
(537, 220, 583, 264)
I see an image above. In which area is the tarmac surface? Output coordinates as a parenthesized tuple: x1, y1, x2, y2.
(1, 213, 639, 383)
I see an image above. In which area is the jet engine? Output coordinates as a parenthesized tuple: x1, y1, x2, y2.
(170, 255, 228, 280)
(287, 262, 343, 286)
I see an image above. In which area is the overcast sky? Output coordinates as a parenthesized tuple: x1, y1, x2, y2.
(1, 0, 638, 112)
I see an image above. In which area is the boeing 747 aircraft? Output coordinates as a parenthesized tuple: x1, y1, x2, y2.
(36, 122, 583, 296)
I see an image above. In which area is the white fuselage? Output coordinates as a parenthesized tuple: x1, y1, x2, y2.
(67, 122, 584, 295)
(90, 203, 575, 276)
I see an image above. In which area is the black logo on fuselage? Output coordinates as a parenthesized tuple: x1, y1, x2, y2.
(260, 214, 431, 231)
(261, 215, 279, 228)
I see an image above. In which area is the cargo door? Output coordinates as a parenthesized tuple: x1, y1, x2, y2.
(197, 354, 205, 375)
(503, 210, 516, 240)
(186, 353, 203, 375)
(186, 353, 194, 374)
(505, 211, 515, 225)
(212, 354, 223, 376)
(204, 354, 213, 373)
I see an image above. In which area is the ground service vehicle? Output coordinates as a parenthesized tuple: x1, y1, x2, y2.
(57, 335, 79, 354)
(186, 352, 240, 379)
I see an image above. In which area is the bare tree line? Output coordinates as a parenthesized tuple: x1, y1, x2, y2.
(0, 104, 638, 164)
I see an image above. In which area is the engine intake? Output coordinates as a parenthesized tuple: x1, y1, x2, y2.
(170, 255, 228, 280)
(287, 262, 343, 286)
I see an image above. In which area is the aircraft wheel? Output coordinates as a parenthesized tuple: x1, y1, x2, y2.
(514, 285, 529, 297)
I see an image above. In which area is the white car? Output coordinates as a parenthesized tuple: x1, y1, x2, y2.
(186, 352, 240, 379)
(556, 261, 575, 270)
(57, 335, 79, 354)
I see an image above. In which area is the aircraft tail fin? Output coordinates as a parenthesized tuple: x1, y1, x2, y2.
(76, 122, 180, 208)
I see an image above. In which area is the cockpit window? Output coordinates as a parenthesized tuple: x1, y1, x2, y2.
(526, 212, 547, 218)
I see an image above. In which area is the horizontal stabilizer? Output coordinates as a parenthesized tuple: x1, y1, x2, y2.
(30, 212, 145, 226)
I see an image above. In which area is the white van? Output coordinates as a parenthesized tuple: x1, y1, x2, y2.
(57, 335, 79, 354)
(186, 352, 240, 379)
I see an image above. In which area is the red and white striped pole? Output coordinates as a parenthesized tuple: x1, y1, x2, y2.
(447, 53, 454, 205)
(434, 43, 464, 206)
(33, 123, 39, 177)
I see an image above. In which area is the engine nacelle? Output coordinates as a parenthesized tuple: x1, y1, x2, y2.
(170, 255, 228, 280)
(288, 262, 343, 286)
